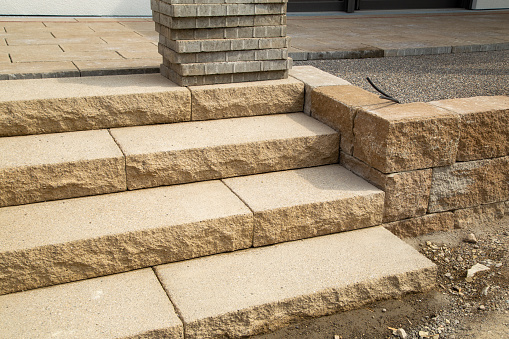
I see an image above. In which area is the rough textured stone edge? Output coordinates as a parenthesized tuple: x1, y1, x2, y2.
(384, 212, 454, 238)
(453, 200, 509, 229)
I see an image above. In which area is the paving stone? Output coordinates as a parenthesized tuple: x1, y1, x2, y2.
(354, 102, 461, 173)
(0, 269, 183, 338)
(0, 181, 253, 295)
(59, 42, 157, 52)
(155, 226, 435, 338)
(190, 77, 303, 120)
(117, 50, 162, 59)
(431, 96, 509, 161)
(223, 165, 384, 246)
(453, 201, 509, 229)
(0, 130, 126, 207)
(311, 85, 387, 154)
(0, 61, 80, 80)
(73, 58, 161, 76)
(0, 53, 10, 63)
(340, 152, 432, 223)
(384, 212, 454, 238)
(0, 74, 189, 137)
(10, 50, 123, 63)
(289, 66, 350, 115)
(428, 156, 509, 213)
(5, 36, 106, 45)
(0, 44, 64, 54)
(111, 113, 338, 189)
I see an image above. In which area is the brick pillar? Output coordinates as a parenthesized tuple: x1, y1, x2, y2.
(151, 0, 291, 86)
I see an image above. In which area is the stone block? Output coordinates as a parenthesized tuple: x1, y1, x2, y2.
(384, 212, 454, 238)
(311, 85, 386, 153)
(453, 201, 509, 229)
(431, 96, 509, 161)
(354, 102, 460, 173)
(253, 14, 286, 26)
(0, 74, 191, 137)
(340, 152, 432, 223)
(155, 227, 435, 338)
(0, 130, 126, 207)
(255, 48, 287, 60)
(190, 77, 303, 120)
(428, 156, 509, 212)
(223, 165, 384, 246)
(289, 66, 350, 115)
(0, 181, 254, 295)
(110, 113, 338, 189)
(0, 269, 183, 337)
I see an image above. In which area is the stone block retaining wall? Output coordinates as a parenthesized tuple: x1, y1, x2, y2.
(310, 85, 509, 237)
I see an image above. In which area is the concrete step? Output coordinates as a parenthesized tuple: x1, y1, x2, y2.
(0, 227, 436, 338)
(0, 164, 383, 296)
(0, 113, 339, 207)
(0, 73, 304, 137)
(110, 112, 339, 190)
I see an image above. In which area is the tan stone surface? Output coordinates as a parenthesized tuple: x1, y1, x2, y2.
(453, 201, 509, 229)
(190, 77, 304, 121)
(340, 152, 432, 222)
(311, 85, 388, 154)
(223, 165, 384, 246)
(0, 130, 126, 207)
(431, 96, 509, 161)
(353, 102, 460, 173)
(0, 181, 253, 295)
(111, 113, 339, 190)
(155, 227, 436, 338)
(429, 156, 509, 213)
(10, 50, 123, 63)
(289, 66, 351, 115)
(59, 42, 157, 52)
(0, 269, 183, 338)
(0, 53, 10, 63)
(384, 212, 454, 238)
(0, 74, 190, 137)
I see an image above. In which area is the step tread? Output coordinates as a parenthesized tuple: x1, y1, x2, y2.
(156, 226, 436, 337)
(0, 269, 183, 339)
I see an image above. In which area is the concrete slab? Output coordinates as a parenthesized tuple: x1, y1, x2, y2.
(110, 113, 339, 189)
(0, 74, 189, 136)
(155, 227, 436, 338)
(0, 53, 9, 63)
(223, 164, 385, 246)
(117, 50, 162, 59)
(10, 50, 123, 63)
(0, 61, 79, 80)
(59, 42, 157, 52)
(73, 58, 161, 76)
(0, 269, 183, 338)
(0, 44, 64, 54)
(190, 77, 304, 120)
(0, 129, 126, 207)
(289, 66, 350, 114)
(0, 181, 253, 295)
(6, 36, 106, 46)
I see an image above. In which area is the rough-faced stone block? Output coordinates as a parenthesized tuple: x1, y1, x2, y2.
(340, 152, 432, 223)
(0, 269, 183, 338)
(428, 156, 509, 213)
(0, 130, 126, 207)
(384, 212, 454, 238)
(289, 66, 350, 115)
(0, 182, 254, 295)
(431, 96, 509, 161)
(110, 113, 338, 189)
(223, 165, 384, 246)
(353, 102, 460, 173)
(190, 77, 303, 120)
(311, 85, 387, 153)
(453, 201, 509, 229)
(155, 227, 435, 338)
(0, 74, 191, 137)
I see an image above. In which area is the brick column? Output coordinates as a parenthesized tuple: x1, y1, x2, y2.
(151, 0, 291, 86)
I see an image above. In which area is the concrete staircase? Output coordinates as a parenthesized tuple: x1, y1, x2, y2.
(0, 68, 435, 338)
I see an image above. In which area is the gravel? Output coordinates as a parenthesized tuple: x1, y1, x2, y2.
(295, 50, 509, 104)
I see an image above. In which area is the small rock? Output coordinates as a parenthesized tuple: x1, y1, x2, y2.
(395, 328, 407, 338)
(382, 308, 387, 312)
(495, 263, 503, 268)
(479, 305, 486, 310)
(466, 263, 490, 279)
(482, 285, 490, 296)
(445, 319, 450, 324)
(419, 331, 429, 337)
(334, 335, 340, 339)
(432, 335, 440, 339)
(464, 233, 478, 243)
(445, 272, 453, 279)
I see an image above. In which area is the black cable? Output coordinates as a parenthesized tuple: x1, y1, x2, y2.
(366, 77, 400, 103)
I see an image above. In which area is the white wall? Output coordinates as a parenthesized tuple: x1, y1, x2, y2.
(472, 0, 509, 9)
(0, 0, 152, 16)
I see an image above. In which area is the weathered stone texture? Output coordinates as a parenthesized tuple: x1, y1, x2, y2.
(311, 85, 387, 154)
(0, 130, 126, 207)
(0, 182, 253, 295)
(340, 152, 432, 222)
(428, 156, 509, 213)
(353, 102, 460, 173)
(431, 96, 509, 161)
(223, 165, 384, 247)
(384, 212, 454, 238)
(453, 201, 509, 229)
(190, 77, 303, 120)
(0, 74, 191, 137)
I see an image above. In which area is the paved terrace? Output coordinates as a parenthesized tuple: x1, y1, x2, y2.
(0, 9, 508, 79)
